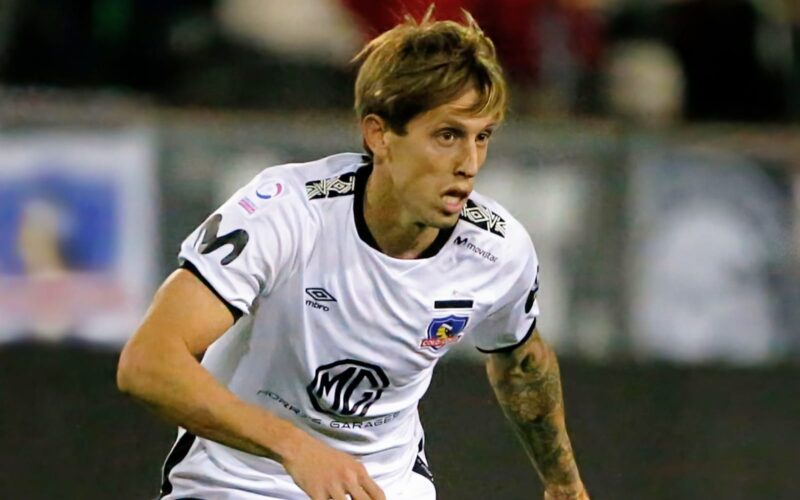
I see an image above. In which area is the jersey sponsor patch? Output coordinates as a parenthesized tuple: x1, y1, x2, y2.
(305, 172, 357, 200)
(194, 213, 249, 265)
(420, 315, 469, 349)
(259, 388, 400, 429)
(453, 234, 498, 262)
(459, 199, 506, 238)
(307, 359, 390, 419)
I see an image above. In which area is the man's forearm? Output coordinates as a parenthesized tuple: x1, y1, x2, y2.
(487, 332, 584, 495)
(118, 332, 306, 463)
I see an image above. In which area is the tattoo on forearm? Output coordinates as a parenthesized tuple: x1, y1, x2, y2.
(489, 336, 581, 487)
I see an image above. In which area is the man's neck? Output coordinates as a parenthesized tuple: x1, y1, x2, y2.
(363, 171, 439, 260)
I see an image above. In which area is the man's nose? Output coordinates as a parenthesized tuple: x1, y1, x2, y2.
(456, 142, 479, 178)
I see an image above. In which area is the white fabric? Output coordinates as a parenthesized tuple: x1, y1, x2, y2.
(168, 153, 539, 496)
(163, 430, 435, 499)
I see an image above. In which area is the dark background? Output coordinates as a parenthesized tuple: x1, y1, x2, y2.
(2, 343, 797, 499)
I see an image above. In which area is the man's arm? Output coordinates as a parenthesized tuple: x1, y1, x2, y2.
(117, 269, 385, 500)
(486, 329, 588, 500)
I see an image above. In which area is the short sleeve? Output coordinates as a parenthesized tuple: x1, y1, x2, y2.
(471, 236, 540, 353)
(178, 174, 305, 317)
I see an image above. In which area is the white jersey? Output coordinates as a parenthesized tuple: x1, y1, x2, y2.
(163, 152, 540, 497)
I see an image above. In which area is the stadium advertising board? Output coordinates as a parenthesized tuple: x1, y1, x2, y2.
(0, 130, 158, 346)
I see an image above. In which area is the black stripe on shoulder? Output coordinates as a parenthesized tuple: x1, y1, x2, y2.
(180, 260, 244, 322)
(160, 431, 197, 496)
(459, 199, 506, 238)
(434, 299, 474, 309)
(305, 171, 357, 200)
(476, 318, 537, 354)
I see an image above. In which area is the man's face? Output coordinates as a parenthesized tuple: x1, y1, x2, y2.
(380, 87, 499, 229)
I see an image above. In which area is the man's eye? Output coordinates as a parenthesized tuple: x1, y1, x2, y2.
(440, 131, 456, 141)
(477, 132, 492, 144)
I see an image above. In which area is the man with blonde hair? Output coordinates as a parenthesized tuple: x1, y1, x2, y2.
(118, 9, 588, 500)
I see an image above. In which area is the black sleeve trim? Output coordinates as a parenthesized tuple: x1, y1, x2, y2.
(179, 260, 244, 323)
(160, 431, 196, 496)
(475, 318, 537, 354)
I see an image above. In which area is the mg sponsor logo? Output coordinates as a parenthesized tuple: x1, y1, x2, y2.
(307, 360, 389, 419)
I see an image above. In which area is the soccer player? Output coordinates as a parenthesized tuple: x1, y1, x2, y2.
(117, 9, 589, 500)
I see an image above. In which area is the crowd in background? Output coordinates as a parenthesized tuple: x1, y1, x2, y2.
(0, 0, 797, 123)
(1, 0, 800, 365)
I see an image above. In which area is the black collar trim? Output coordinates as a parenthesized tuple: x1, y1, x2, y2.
(353, 162, 455, 259)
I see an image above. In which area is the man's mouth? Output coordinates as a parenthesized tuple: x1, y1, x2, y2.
(441, 188, 470, 214)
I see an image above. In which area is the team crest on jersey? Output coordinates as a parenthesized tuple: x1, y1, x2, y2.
(459, 199, 506, 238)
(421, 315, 469, 349)
(306, 172, 357, 200)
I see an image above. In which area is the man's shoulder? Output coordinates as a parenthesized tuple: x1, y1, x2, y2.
(460, 190, 530, 247)
(258, 152, 365, 188)
(300, 153, 368, 201)
(457, 191, 538, 285)
(237, 153, 366, 216)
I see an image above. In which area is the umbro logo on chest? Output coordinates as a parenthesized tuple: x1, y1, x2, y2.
(305, 287, 337, 312)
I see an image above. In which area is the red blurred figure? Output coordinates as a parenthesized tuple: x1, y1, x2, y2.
(340, 0, 604, 85)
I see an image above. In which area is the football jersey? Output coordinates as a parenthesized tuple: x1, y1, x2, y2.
(172, 152, 541, 493)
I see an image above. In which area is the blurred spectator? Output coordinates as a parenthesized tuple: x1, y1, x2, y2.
(339, 0, 606, 114)
(3, 0, 795, 120)
(609, 0, 792, 122)
(217, 0, 362, 64)
(605, 40, 684, 127)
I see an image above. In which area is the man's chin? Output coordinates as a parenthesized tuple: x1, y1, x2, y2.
(428, 211, 461, 229)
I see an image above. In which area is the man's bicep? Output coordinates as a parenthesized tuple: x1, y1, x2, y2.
(486, 328, 551, 378)
(134, 268, 237, 355)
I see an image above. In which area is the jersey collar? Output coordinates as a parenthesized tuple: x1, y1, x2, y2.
(353, 161, 455, 259)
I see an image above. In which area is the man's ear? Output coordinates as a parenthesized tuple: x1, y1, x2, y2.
(361, 114, 389, 161)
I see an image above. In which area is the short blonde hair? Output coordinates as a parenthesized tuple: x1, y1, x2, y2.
(353, 7, 507, 135)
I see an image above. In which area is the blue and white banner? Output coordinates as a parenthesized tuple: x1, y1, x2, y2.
(0, 130, 158, 346)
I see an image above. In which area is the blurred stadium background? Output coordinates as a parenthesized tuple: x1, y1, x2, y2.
(0, 0, 799, 498)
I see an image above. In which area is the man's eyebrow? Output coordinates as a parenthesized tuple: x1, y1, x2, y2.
(435, 120, 467, 129)
(435, 119, 498, 130)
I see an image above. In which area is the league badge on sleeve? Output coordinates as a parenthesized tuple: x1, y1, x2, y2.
(255, 180, 284, 200)
(421, 315, 469, 349)
(237, 179, 285, 215)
